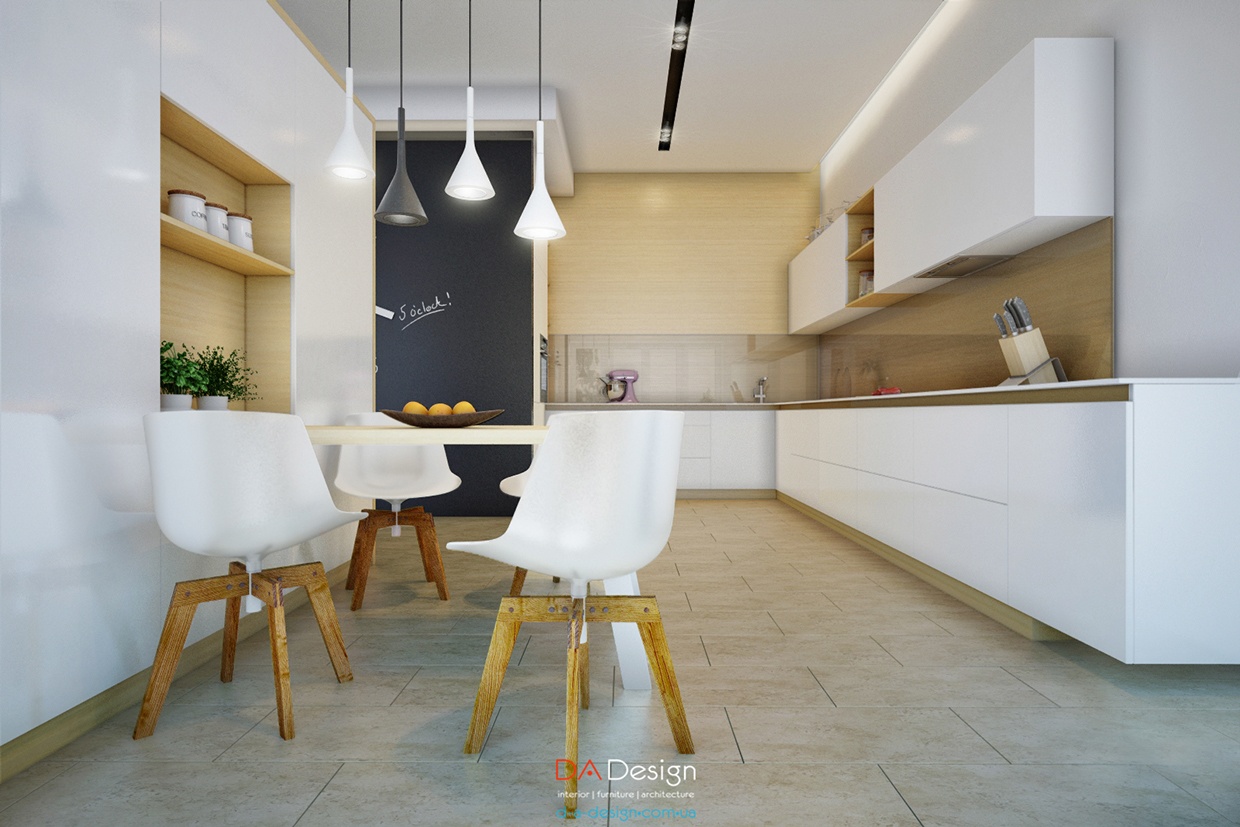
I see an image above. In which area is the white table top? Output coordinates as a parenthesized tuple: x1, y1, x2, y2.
(305, 424, 548, 445)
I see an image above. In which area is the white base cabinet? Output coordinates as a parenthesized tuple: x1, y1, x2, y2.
(776, 381, 1240, 664)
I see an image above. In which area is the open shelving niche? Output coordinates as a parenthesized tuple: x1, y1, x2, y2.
(843, 189, 909, 309)
(160, 96, 292, 412)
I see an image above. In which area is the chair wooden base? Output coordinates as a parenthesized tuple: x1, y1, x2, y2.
(346, 506, 450, 610)
(133, 561, 352, 741)
(508, 567, 559, 597)
(464, 595, 693, 819)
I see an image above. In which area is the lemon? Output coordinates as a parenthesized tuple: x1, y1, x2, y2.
(453, 400, 476, 414)
(403, 400, 428, 415)
(428, 403, 453, 416)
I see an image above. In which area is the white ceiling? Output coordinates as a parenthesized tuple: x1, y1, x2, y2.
(277, 0, 943, 173)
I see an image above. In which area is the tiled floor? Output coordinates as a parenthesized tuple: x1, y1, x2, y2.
(3, 500, 1240, 825)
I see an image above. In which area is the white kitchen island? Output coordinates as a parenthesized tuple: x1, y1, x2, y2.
(775, 379, 1240, 664)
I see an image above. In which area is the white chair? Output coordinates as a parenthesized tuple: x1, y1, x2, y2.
(499, 463, 547, 596)
(448, 411, 693, 817)
(334, 411, 460, 609)
(135, 411, 365, 741)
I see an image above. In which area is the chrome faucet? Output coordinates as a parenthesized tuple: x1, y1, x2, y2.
(753, 376, 767, 404)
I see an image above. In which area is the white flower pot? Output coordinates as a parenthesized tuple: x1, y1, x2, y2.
(160, 394, 193, 411)
(197, 395, 230, 411)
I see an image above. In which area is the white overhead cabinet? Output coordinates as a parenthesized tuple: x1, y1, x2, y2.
(875, 38, 1114, 293)
(787, 37, 1114, 333)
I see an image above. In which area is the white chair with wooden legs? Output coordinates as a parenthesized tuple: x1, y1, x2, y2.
(334, 411, 460, 609)
(135, 411, 365, 741)
(448, 411, 692, 819)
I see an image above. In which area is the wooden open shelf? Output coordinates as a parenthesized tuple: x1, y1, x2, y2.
(847, 291, 914, 309)
(160, 96, 292, 413)
(846, 239, 874, 262)
(160, 215, 292, 277)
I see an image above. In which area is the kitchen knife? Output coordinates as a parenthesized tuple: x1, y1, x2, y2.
(1012, 296, 1033, 331)
(993, 313, 1009, 338)
(1002, 308, 1019, 338)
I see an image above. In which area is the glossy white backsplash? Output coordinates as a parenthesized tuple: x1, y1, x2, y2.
(549, 334, 818, 404)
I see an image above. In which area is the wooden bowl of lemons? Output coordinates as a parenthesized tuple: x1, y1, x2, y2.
(381, 401, 504, 428)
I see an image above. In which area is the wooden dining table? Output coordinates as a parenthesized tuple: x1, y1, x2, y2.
(305, 421, 653, 691)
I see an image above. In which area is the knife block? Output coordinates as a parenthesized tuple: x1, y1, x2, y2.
(999, 327, 1063, 385)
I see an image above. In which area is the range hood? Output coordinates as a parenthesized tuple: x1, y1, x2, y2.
(913, 255, 1011, 279)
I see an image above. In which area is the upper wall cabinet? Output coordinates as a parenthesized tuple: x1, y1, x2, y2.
(875, 38, 1114, 294)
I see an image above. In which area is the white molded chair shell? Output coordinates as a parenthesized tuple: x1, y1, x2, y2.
(144, 411, 366, 559)
(334, 411, 462, 501)
(447, 411, 684, 583)
(499, 466, 532, 498)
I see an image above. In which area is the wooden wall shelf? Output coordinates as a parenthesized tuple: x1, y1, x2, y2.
(845, 239, 874, 262)
(160, 214, 292, 277)
(846, 291, 912, 309)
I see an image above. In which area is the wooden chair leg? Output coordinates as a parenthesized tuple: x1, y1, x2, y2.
(565, 598, 585, 818)
(579, 640, 590, 710)
(638, 610, 695, 754)
(251, 573, 294, 740)
(509, 566, 528, 597)
(305, 568, 353, 683)
(408, 509, 450, 601)
(403, 507, 434, 582)
(464, 601, 524, 754)
(221, 560, 245, 682)
(133, 601, 199, 739)
(346, 511, 380, 590)
(350, 512, 387, 611)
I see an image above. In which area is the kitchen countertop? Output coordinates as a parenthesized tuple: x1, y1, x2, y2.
(545, 402, 780, 410)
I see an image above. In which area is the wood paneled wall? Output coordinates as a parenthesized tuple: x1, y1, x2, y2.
(819, 219, 1113, 397)
(549, 173, 819, 334)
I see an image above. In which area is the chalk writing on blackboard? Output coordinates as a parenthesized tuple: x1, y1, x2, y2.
(399, 292, 452, 330)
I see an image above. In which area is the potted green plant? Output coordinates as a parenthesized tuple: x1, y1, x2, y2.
(193, 345, 260, 409)
(160, 341, 205, 410)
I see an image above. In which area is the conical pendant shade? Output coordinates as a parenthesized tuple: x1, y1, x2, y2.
(514, 121, 565, 240)
(445, 87, 494, 200)
(375, 107, 428, 226)
(326, 67, 374, 179)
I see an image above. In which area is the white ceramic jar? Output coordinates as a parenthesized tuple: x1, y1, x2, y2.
(167, 189, 208, 231)
(227, 212, 254, 251)
(204, 202, 230, 240)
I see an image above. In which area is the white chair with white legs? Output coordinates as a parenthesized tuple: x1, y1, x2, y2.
(136, 411, 365, 741)
(448, 411, 693, 818)
(334, 411, 461, 609)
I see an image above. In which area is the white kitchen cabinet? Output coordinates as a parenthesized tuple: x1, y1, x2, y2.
(816, 461, 857, 526)
(913, 406, 1007, 503)
(710, 411, 775, 489)
(1006, 402, 1130, 659)
(913, 486, 1009, 601)
(856, 407, 915, 479)
(817, 408, 858, 468)
(875, 38, 1114, 293)
(776, 409, 818, 461)
(787, 209, 875, 335)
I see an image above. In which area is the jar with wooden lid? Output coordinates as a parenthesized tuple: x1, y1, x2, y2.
(204, 202, 230, 240)
(167, 189, 207, 230)
(226, 212, 253, 251)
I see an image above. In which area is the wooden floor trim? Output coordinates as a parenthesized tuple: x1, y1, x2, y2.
(0, 561, 350, 782)
(776, 492, 1069, 643)
(677, 488, 776, 500)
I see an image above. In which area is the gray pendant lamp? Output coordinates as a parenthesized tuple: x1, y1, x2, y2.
(514, 0, 565, 240)
(375, 0, 428, 226)
(445, 0, 494, 200)
(325, 0, 373, 179)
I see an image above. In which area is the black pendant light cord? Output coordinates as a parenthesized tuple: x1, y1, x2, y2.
(399, 0, 404, 109)
(347, 0, 352, 67)
(468, 0, 473, 87)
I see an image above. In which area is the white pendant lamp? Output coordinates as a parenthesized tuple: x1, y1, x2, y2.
(445, 0, 494, 200)
(375, 0, 428, 226)
(326, 0, 373, 179)
(514, 0, 565, 240)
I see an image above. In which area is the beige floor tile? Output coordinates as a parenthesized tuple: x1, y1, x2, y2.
(703, 634, 898, 667)
(919, 609, 1020, 636)
(344, 633, 497, 666)
(871, 634, 1085, 667)
(1153, 764, 1240, 823)
(294, 761, 606, 827)
(479, 704, 740, 764)
(394, 662, 616, 709)
(726, 706, 1005, 763)
(608, 762, 919, 826)
(955, 707, 1240, 765)
(884, 763, 1230, 827)
(684, 590, 834, 612)
(1002, 664, 1153, 708)
(770, 610, 950, 636)
(810, 665, 1056, 707)
(219, 705, 481, 763)
(654, 609, 784, 637)
(50, 704, 273, 763)
(622, 663, 834, 708)
(0, 761, 340, 827)
(0, 761, 73, 813)
(171, 661, 416, 708)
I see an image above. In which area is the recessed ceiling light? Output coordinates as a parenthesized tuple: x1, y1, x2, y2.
(658, 0, 695, 151)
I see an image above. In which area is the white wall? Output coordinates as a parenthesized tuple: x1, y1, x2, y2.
(0, 0, 375, 744)
(819, 0, 1240, 378)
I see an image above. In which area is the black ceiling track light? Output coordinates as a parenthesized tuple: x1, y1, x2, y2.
(658, 0, 695, 150)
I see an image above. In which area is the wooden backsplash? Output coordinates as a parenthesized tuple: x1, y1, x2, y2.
(819, 219, 1113, 397)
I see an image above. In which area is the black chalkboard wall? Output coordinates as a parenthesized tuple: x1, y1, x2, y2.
(375, 138, 533, 516)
